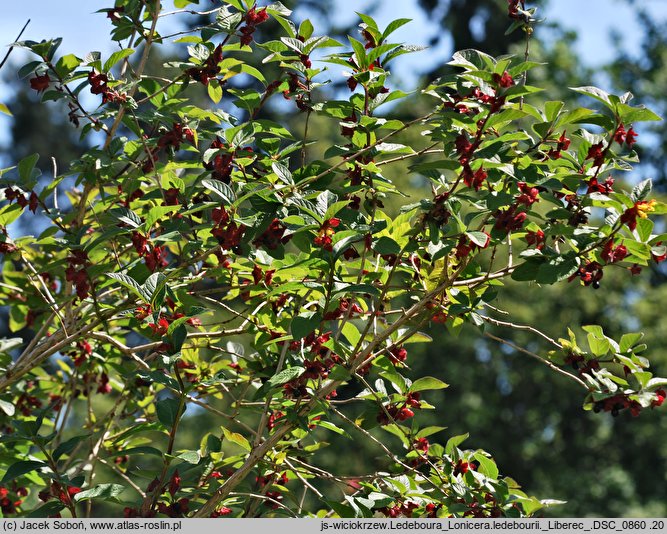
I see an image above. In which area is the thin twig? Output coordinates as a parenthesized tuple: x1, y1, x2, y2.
(0, 19, 30, 71)
(484, 332, 588, 389)
(480, 315, 562, 348)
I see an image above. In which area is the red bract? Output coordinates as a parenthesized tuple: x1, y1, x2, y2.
(203, 138, 236, 182)
(414, 437, 429, 452)
(652, 241, 666, 263)
(246, 6, 269, 25)
(508, 0, 525, 18)
(267, 410, 285, 430)
(620, 199, 656, 231)
(516, 182, 540, 206)
(455, 133, 473, 159)
(253, 218, 290, 250)
(88, 70, 126, 104)
(569, 261, 604, 289)
(314, 218, 340, 251)
(593, 393, 642, 417)
(586, 142, 605, 167)
(453, 459, 475, 476)
(0, 241, 18, 254)
(97, 372, 112, 394)
(158, 124, 194, 151)
(614, 123, 627, 145)
(463, 166, 487, 191)
(389, 346, 408, 365)
(653, 389, 666, 407)
(239, 7, 269, 46)
(557, 131, 571, 151)
(30, 74, 50, 93)
(625, 127, 638, 147)
(106, 7, 124, 21)
(149, 317, 170, 336)
(494, 208, 526, 232)
(492, 71, 514, 88)
(145, 245, 169, 272)
(600, 240, 628, 263)
(186, 44, 224, 85)
(65, 250, 91, 299)
(210, 506, 233, 517)
(586, 176, 614, 194)
(525, 229, 545, 250)
(455, 233, 489, 258)
(135, 304, 152, 320)
(28, 192, 39, 213)
(131, 232, 150, 255)
(169, 470, 181, 496)
(362, 28, 376, 49)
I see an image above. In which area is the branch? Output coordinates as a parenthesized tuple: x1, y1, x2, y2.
(0, 19, 30, 71)
(480, 315, 562, 348)
(483, 332, 589, 389)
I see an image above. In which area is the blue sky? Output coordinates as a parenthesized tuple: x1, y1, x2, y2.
(1, 0, 666, 136)
(2, 0, 665, 64)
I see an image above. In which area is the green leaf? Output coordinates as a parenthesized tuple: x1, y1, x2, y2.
(333, 233, 366, 259)
(544, 100, 564, 122)
(570, 86, 613, 109)
(202, 179, 235, 204)
(587, 333, 610, 357)
(53, 434, 90, 461)
(18, 153, 39, 185)
(0, 337, 23, 353)
(381, 18, 412, 41)
(108, 446, 163, 457)
(272, 162, 294, 185)
(25, 501, 65, 518)
(75, 483, 125, 502)
(221, 426, 252, 452)
(415, 426, 446, 439)
(348, 37, 368, 69)
(635, 218, 653, 243)
(143, 272, 168, 305)
(137, 370, 179, 390)
(333, 283, 380, 297)
(110, 207, 142, 228)
(473, 451, 499, 479)
(290, 314, 321, 339)
(466, 231, 489, 248)
(268, 366, 304, 387)
(103, 49, 134, 72)
(631, 178, 652, 202)
(445, 433, 469, 455)
(617, 103, 661, 123)
(266, 1, 292, 17)
(0, 204, 23, 227)
(281, 37, 305, 53)
(156, 398, 185, 427)
(1, 460, 47, 484)
(374, 236, 401, 255)
(410, 376, 448, 392)
(107, 272, 146, 301)
(207, 79, 223, 104)
(143, 205, 180, 231)
(177, 450, 201, 463)
(0, 399, 15, 416)
(298, 19, 314, 40)
(619, 332, 643, 353)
